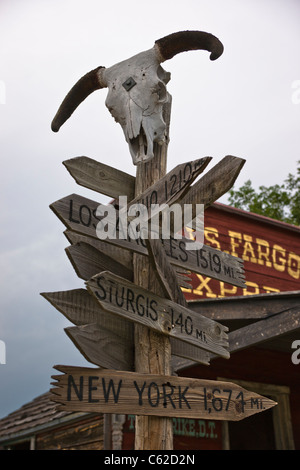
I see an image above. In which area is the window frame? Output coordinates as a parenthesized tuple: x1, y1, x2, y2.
(219, 378, 295, 450)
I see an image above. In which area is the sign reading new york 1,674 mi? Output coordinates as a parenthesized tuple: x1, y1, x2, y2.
(51, 365, 277, 421)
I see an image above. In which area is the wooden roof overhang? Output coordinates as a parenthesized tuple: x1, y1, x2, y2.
(187, 290, 300, 355)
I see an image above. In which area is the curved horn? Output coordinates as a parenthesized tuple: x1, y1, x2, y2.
(155, 30, 224, 62)
(51, 66, 107, 132)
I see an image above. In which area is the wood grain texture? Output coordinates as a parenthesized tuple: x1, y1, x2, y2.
(41, 288, 210, 368)
(143, 235, 211, 367)
(50, 194, 245, 287)
(63, 156, 135, 200)
(51, 365, 277, 421)
(145, 236, 188, 306)
(133, 100, 173, 450)
(86, 270, 229, 358)
(41, 288, 132, 337)
(188, 290, 300, 320)
(41, 288, 133, 370)
(125, 157, 211, 213)
(65, 242, 133, 282)
(177, 155, 246, 218)
(64, 230, 133, 268)
(65, 323, 133, 370)
(65, 239, 193, 289)
(174, 297, 300, 372)
(228, 306, 300, 353)
(161, 238, 245, 288)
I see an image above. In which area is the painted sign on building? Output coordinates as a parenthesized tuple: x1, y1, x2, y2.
(123, 415, 223, 450)
(185, 203, 300, 300)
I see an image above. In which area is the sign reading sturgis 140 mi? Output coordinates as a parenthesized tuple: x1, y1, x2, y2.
(86, 270, 230, 359)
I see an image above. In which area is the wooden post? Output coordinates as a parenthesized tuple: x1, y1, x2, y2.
(133, 100, 173, 450)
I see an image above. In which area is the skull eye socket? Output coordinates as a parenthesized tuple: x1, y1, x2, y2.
(156, 81, 167, 102)
(157, 65, 171, 85)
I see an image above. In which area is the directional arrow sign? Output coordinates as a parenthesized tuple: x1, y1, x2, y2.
(63, 156, 136, 200)
(65, 323, 134, 371)
(65, 230, 133, 268)
(63, 156, 211, 206)
(177, 155, 246, 222)
(41, 289, 211, 367)
(86, 271, 230, 358)
(125, 157, 211, 211)
(51, 365, 277, 420)
(65, 240, 192, 289)
(65, 242, 133, 282)
(41, 288, 134, 370)
(50, 194, 245, 287)
(161, 237, 245, 288)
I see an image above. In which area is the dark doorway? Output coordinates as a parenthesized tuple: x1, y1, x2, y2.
(228, 407, 276, 450)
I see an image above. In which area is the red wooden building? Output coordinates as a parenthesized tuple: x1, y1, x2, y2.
(121, 202, 300, 450)
(186, 202, 300, 299)
(0, 203, 299, 450)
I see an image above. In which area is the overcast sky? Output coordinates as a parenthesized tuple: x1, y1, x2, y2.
(0, 0, 299, 419)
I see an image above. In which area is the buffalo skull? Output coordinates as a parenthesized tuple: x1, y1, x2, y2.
(51, 31, 223, 165)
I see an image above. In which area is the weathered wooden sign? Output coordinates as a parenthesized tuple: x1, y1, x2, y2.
(177, 155, 246, 217)
(65, 241, 133, 282)
(162, 237, 245, 287)
(124, 156, 211, 212)
(63, 155, 245, 218)
(86, 270, 229, 358)
(41, 288, 134, 370)
(41, 288, 211, 368)
(50, 193, 245, 288)
(63, 156, 136, 200)
(66, 323, 133, 371)
(65, 240, 192, 289)
(51, 365, 277, 420)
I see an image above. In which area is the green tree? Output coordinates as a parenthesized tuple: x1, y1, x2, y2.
(228, 161, 300, 226)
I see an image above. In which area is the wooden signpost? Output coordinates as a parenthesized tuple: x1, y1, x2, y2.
(43, 150, 278, 449)
(44, 30, 277, 450)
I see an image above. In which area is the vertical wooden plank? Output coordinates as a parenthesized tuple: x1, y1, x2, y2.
(133, 99, 173, 450)
(145, 236, 188, 307)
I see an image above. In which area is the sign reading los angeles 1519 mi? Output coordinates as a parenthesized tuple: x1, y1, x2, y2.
(50, 193, 245, 288)
(51, 366, 277, 421)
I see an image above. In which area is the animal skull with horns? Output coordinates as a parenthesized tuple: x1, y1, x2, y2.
(51, 31, 223, 165)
